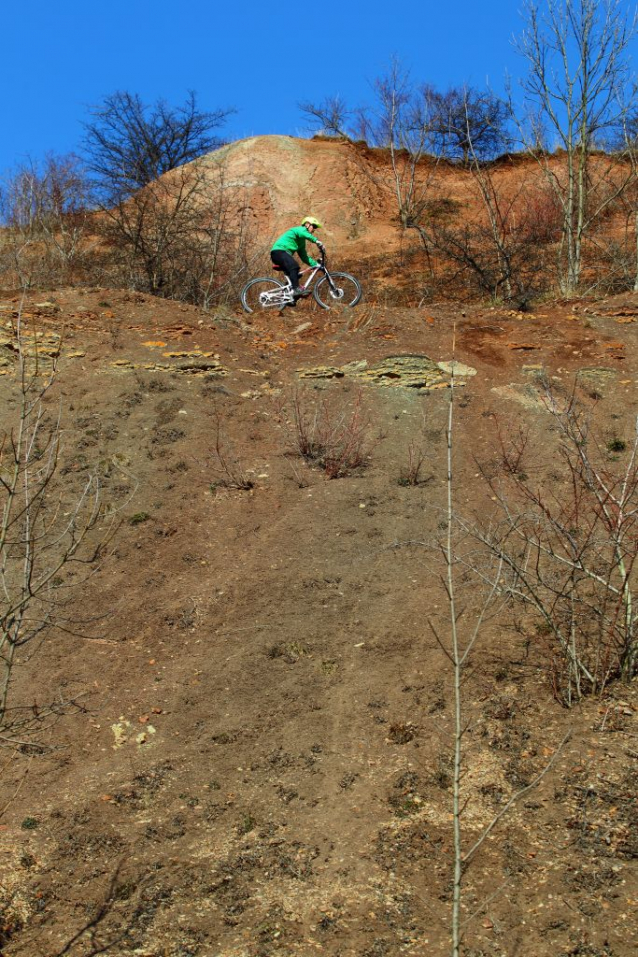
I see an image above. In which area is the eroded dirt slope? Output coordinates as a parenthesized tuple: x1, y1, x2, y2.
(0, 289, 636, 957)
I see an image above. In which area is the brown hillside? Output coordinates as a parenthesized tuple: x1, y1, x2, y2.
(0, 285, 636, 956)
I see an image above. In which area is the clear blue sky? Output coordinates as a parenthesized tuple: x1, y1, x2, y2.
(3, 0, 637, 171)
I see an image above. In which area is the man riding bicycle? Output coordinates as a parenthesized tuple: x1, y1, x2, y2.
(271, 217, 325, 300)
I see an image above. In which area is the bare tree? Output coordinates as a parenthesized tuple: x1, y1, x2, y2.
(464, 91, 543, 302)
(82, 90, 234, 202)
(413, 342, 570, 954)
(299, 94, 354, 139)
(424, 85, 511, 165)
(436, 347, 503, 956)
(614, 106, 638, 291)
(300, 60, 441, 229)
(300, 69, 513, 270)
(186, 162, 260, 309)
(99, 156, 256, 307)
(367, 60, 438, 228)
(0, 154, 94, 287)
(513, 0, 637, 292)
(0, 309, 126, 739)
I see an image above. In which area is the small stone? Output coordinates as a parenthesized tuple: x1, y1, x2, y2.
(437, 360, 477, 377)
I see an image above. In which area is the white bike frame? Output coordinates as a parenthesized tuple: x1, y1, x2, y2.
(260, 255, 348, 309)
(257, 264, 322, 309)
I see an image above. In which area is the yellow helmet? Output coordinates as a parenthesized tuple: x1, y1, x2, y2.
(302, 216, 322, 228)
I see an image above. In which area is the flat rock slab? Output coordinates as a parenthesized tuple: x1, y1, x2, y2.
(108, 358, 228, 377)
(297, 354, 463, 390)
(491, 383, 548, 411)
(491, 382, 570, 414)
(0, 330, 62, 373)
(575, 367, 618, 380)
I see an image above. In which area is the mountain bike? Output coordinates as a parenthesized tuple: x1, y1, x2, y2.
(240, 253, 362, 313)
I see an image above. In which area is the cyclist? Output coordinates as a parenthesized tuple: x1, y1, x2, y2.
(271, 217, 325, 300)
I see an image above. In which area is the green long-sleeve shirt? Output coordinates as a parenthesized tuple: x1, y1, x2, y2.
(271, 226, 321, 266)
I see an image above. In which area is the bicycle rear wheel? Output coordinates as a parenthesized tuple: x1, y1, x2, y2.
(313, 273, 362, 310)
(241, 278, 286, 313)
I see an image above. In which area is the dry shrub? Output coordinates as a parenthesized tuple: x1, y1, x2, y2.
(416, 174, 556, 304)
(478, 391, 638, 706)
(210, 408, 254, 491)
(286, 388, 376, 479)
(399, 437, 429, 487)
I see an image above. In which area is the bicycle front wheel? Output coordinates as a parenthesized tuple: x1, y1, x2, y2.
(313, 273, 362, 310)
(240, 278, 285, 313)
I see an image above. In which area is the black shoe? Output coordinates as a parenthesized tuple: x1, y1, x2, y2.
(292, 287, 310, 298)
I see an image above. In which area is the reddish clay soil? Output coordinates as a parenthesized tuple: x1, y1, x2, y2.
(0, 286, 636, 957)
